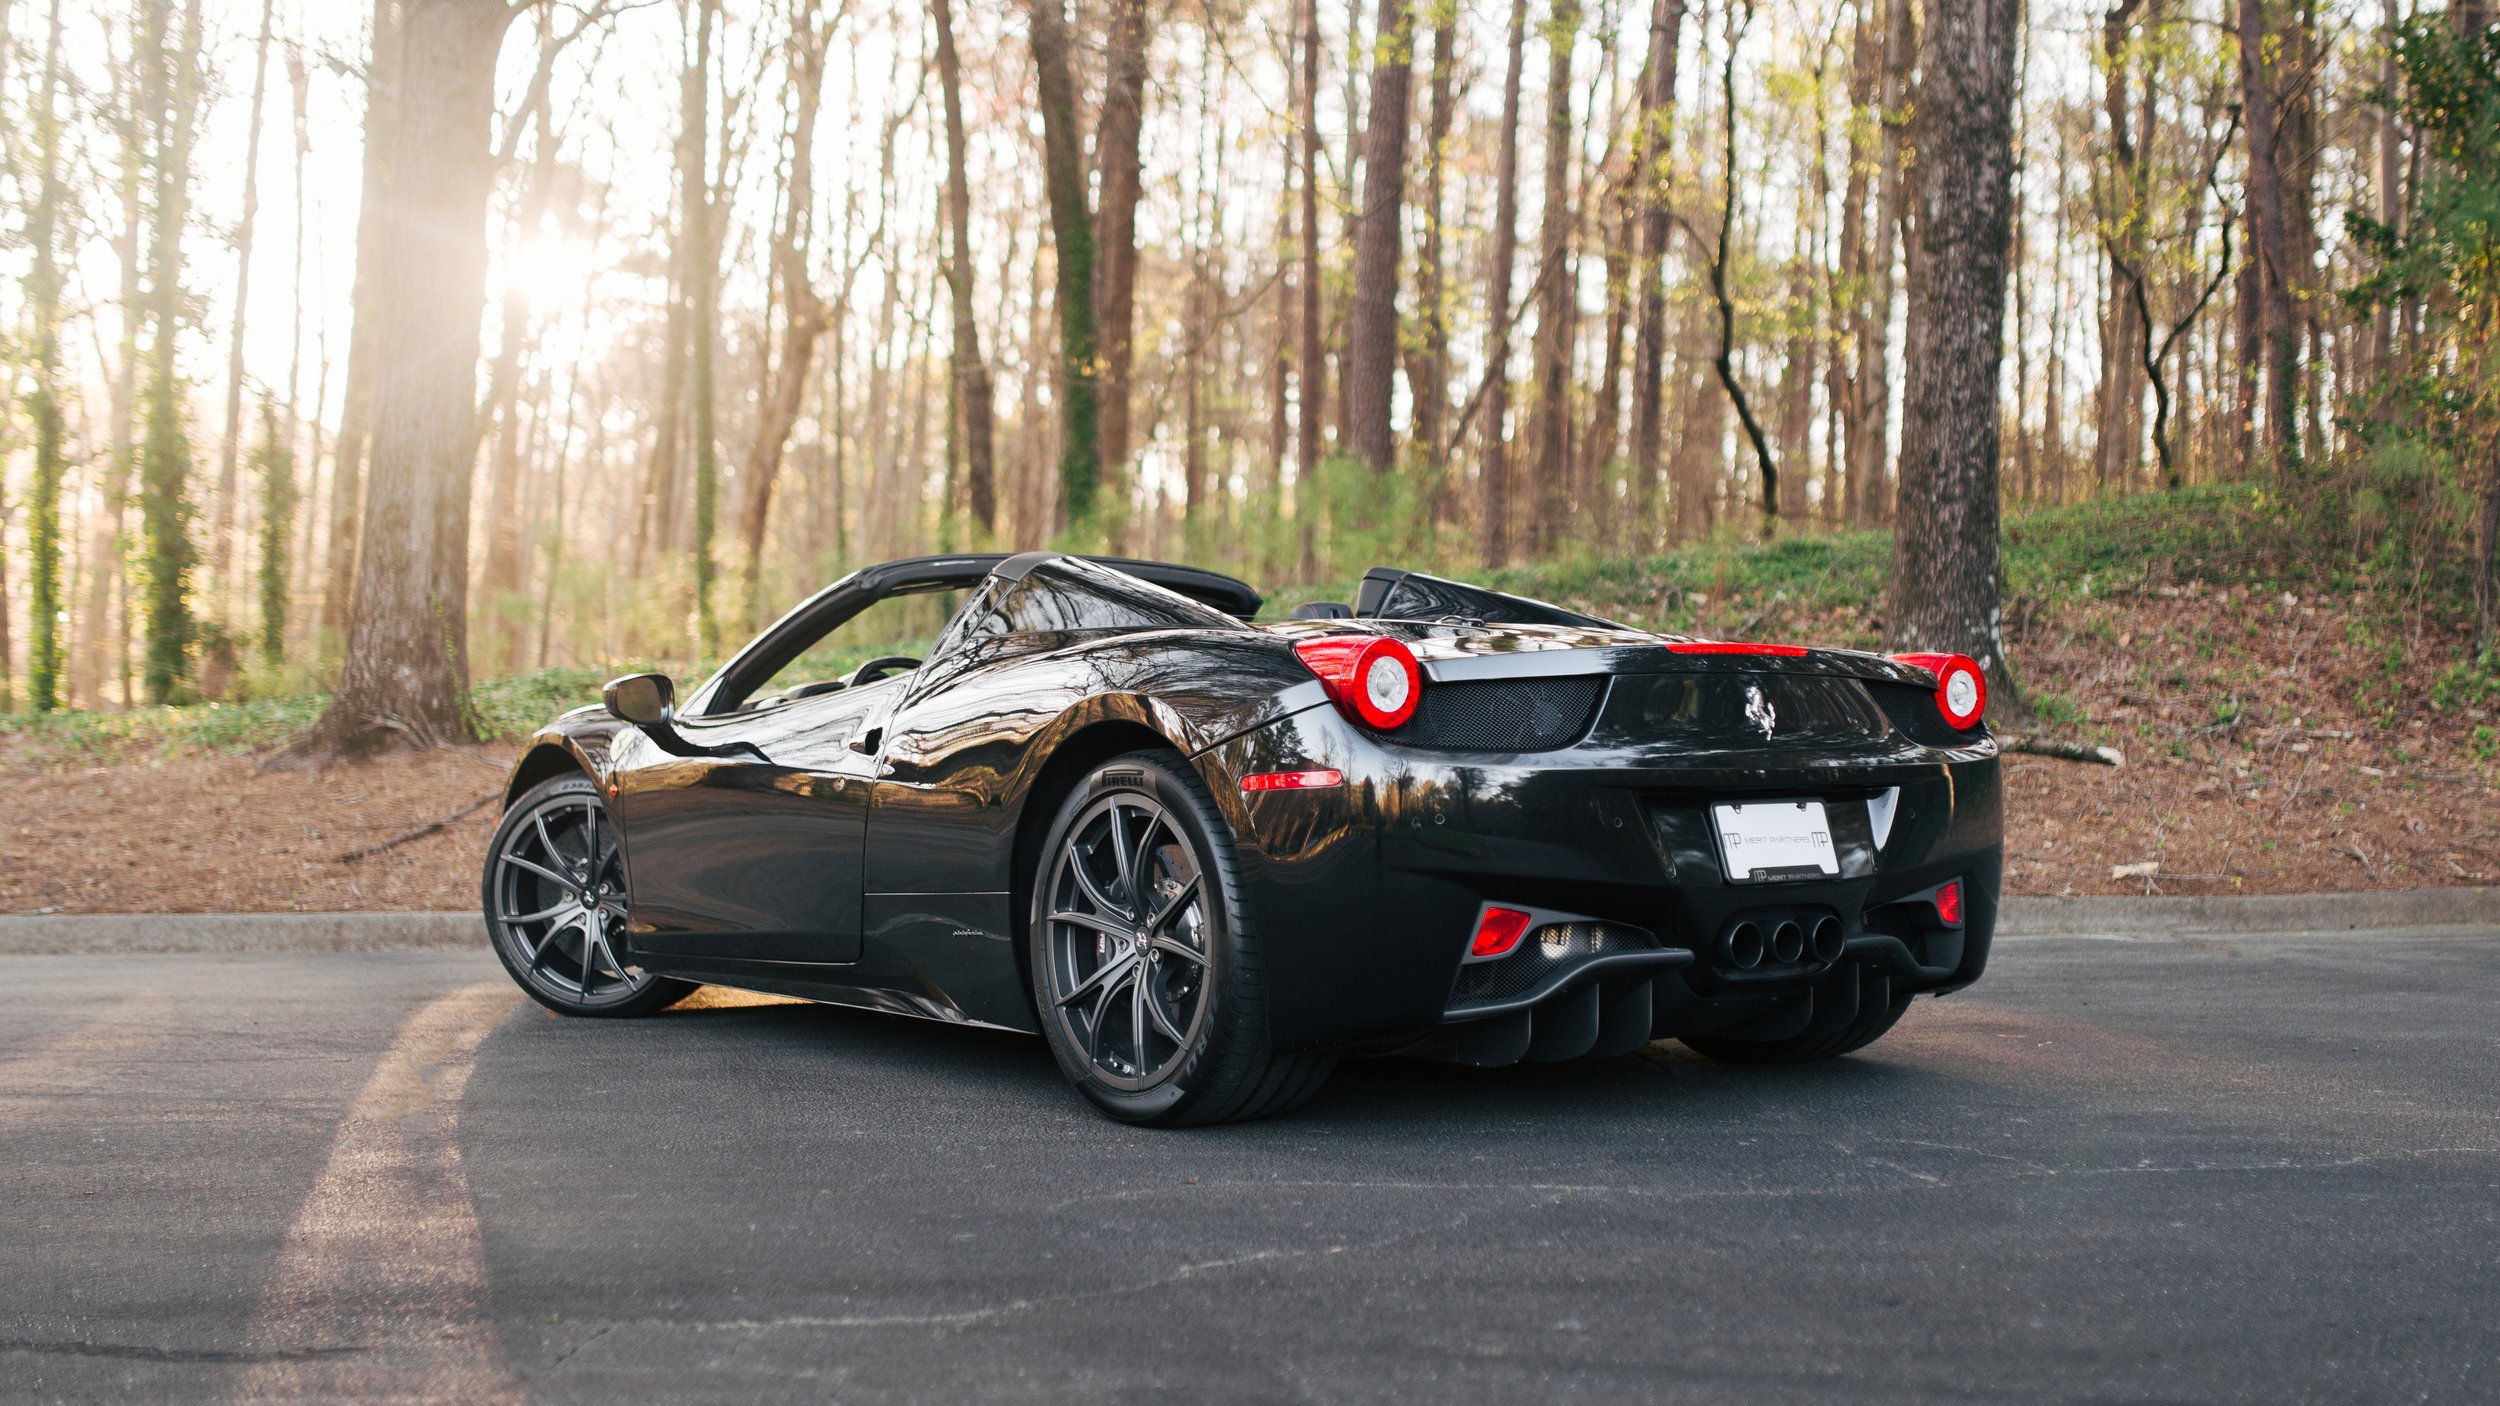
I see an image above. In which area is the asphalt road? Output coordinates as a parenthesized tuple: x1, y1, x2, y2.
(2, 927, 2494, 1404)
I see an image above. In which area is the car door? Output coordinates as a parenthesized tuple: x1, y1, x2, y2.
(611, 679, 896, 967)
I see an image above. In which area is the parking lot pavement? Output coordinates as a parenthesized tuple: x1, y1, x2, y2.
(2, 927, 2494, 1404)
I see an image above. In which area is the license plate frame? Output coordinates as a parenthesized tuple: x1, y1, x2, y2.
(1711, 799, 1841, 884)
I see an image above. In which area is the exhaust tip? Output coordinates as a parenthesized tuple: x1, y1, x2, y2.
(1770, 920, 1805, 965)
(1809, 915, 1846, 964)
(1723, 921, 1765, 970)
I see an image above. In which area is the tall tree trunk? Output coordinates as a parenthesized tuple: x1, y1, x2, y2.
(1628, 0, 1685, 547)
(1345, 0, 1416, 476)
(479, 10, 554, 672)
(634, 2, 707, 575)
(24, 0, 65, 711)
(2236, 0, 2302, 468)
(686, 0, 722, 652)
(1585, 189, 1632, 521)
(1270, 183, 1294, 494)
(1524, 0, 1581, 554)
(1091, 0, 1151, 542)
(1852, 0, 1915, 524)
(1030, 0, 1101, 529)
(2095, 0, 2146, 491)
(1828, 2, 1875, 523)
(254, 396, 296, 666)
(1774, 202, 1817, 521)
(740, 0, 833, 622)
(1702, 2, 1780, 525)
(318, 0, 402, 651)
(1411, 3, 1456, 482)
(931, 0, 995, 539)
(1297, 0, 1326, 573)
(1889, 0, 2021, 703)
(1479, 0, 1529, 566)
(137, 0, 204, 703)
(76, 31, 148, 708)
(209, 0, 277, 621)
(293, 0, 520, 759)
(2369, 0, 2402, 386)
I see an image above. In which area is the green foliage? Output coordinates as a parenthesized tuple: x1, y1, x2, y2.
(2346, 22, 2500, 323)
(138, 372, 195, 705)
(253, 399, 296, 668)
(2430, 654, 2500, 711)
(2000, 484, 2311, 596)
(25, 376, 65, 714)
(0, 692, 326, 765)
(2342, 18, 2500, 647)
(470, 667, 634, 740)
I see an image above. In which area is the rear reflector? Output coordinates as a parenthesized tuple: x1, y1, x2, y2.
(1935, 880, 1964, 925)
(1668, 641, 1810, 657)
(1471, 906, 1533, 960)
(1241, 768, 1344, 793)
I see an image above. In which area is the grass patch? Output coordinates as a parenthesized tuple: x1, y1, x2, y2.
(9, 485, 2482, 761)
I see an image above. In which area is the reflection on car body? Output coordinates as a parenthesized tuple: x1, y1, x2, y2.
(483, 552, 2002, 1125)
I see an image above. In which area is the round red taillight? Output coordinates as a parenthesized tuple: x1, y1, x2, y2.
(1294, 634, 1423, 730)
(1891, 651, 1987, 731)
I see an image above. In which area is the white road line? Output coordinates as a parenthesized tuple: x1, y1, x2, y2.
(232, 983, 524, 1404)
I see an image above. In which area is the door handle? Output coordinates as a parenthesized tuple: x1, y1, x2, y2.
(850, 726, 883, 755)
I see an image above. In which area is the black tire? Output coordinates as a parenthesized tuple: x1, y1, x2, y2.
(482, 773, 695, 1018)
(1028, 751, 1335, 1126)
(1679, 992, 1912, 1065)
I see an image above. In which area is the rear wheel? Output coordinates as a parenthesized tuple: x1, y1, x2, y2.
(1679, 992, 1911, 1064)
(1029, 752, 1334, 1126)
(483, 774, 694, 1018)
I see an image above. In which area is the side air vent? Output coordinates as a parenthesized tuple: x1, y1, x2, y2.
(1401, 677, 1604, 753)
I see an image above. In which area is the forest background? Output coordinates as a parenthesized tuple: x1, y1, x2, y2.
(0, 0, 2494, 906)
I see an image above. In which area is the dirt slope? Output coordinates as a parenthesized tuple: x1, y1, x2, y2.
(1, 590, 2490, 914)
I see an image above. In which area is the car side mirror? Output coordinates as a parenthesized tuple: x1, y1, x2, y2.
(603, 673, 676, 727)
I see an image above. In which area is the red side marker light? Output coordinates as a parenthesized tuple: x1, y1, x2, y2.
(1471, 906, 1534, 960)
(1935, 880, 1964, 926)
(1241, 769, 1344, 793)
(1294, 635, 1424, 729)
(1667, 641, 1811, 657)
(1889, 652, 1988, 731)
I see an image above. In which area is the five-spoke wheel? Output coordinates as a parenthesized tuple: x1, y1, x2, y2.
(483, 774, 692, 1017)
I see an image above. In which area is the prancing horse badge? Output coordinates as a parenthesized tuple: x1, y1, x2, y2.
(1744, 683, 1777, 739)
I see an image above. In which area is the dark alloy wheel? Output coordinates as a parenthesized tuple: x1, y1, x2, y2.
(483, 774, 693, 1017)
(1029, 752, 1333, 1125)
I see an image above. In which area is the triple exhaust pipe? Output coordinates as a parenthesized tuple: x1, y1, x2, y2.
(1717, 912, 1846, 971)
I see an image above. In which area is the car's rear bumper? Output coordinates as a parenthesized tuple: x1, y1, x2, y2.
(1205, 702, 2003, 1056)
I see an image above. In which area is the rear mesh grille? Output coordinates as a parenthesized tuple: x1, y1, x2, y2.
(1403, 677, 1604, 752)
(1449, 922, 1657, 1009)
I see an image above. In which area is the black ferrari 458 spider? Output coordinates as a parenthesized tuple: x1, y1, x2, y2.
(485, 551, 2001, 1124)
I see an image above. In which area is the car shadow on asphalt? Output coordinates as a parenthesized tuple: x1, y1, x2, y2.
(557, 989, 1967, 1136)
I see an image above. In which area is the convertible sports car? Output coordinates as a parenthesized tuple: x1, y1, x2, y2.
(485, 552, 2001, 1125)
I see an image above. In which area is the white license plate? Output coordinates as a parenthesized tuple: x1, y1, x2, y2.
(1712, 800, 1841, 883)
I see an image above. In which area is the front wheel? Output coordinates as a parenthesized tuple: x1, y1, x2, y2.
(1028, 752, 1334, 1126)
(483, 774, 694, 1018)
